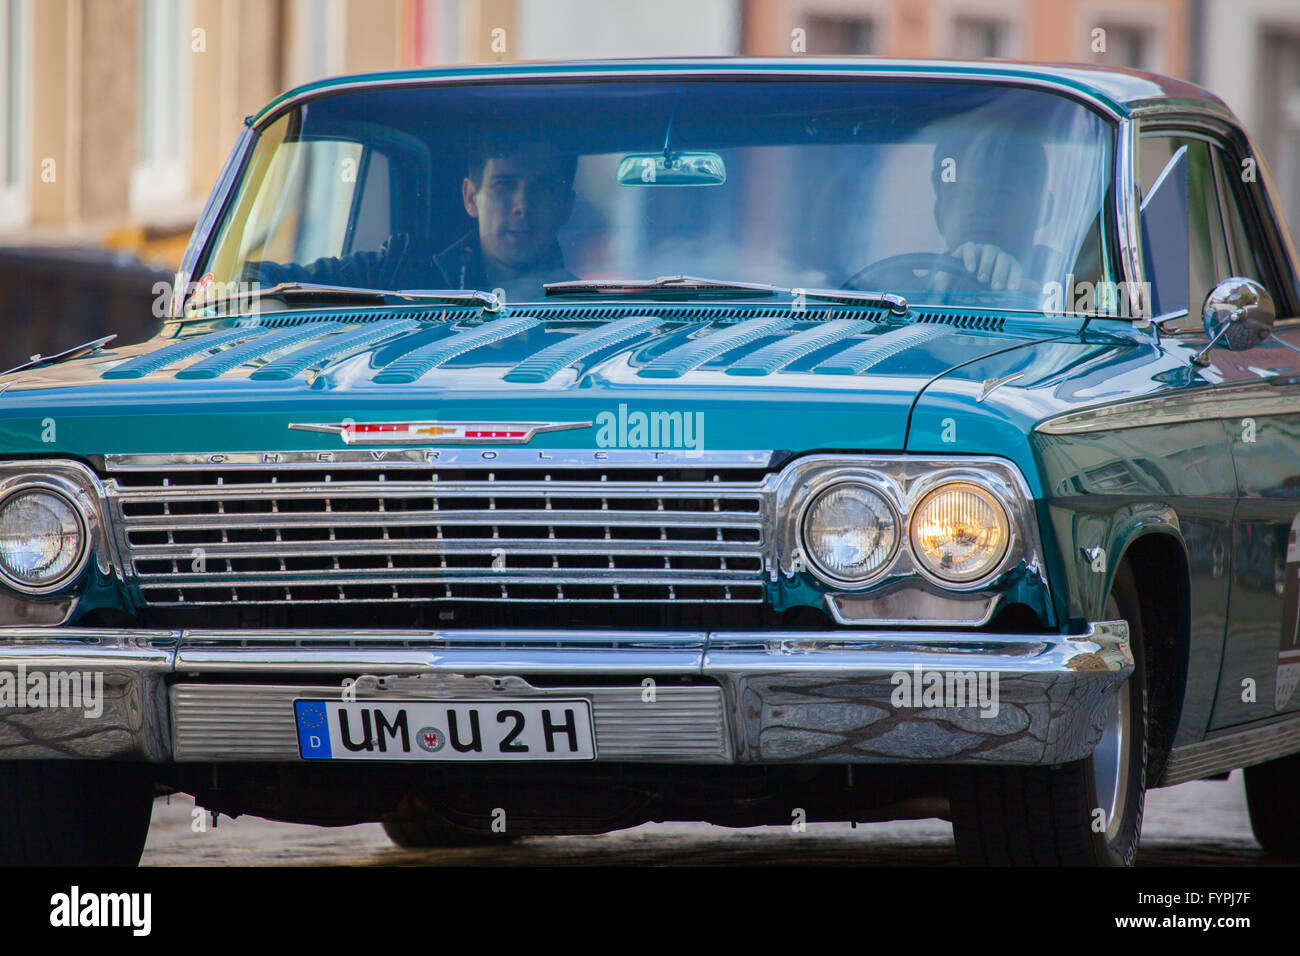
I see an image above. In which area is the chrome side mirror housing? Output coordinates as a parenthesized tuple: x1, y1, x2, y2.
(1198, 277, 1275, 359)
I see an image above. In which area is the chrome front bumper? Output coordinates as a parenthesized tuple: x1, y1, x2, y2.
(0, 622, 1132, 766)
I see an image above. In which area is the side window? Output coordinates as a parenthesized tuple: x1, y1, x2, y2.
(1140, 135, 1232, 328)
(1211, 145, 1269, 286)
(229, 138, 392, 267)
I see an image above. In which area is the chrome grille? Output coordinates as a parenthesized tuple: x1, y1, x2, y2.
(105, 464, 774, 607)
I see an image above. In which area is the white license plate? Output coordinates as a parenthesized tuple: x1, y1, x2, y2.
(294, 698, 596, 761)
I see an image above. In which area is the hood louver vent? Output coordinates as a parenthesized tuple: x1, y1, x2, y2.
(724, 318, 877, 377)
(372, 316, 539, 384)
(250, 318, 422, 381)
(813, 323, 954, 375)
(504, 315, 663, 383)
(102, 327, 267, 379)
(638, 317, 794, 379)
(176, 322, 345, 379)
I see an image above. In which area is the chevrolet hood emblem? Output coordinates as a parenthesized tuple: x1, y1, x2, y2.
(288, 421, 592, 445)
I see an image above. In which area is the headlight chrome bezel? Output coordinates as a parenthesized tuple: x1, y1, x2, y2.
(0, 485, 89, 592)
(776, 456, 1036, 596)
(0, 468, 106, 598)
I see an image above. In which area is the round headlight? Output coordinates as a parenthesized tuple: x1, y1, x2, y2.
(0, 489, 87, 591)
(801, 482, 898, 585)
(908, 481, 1010, 584)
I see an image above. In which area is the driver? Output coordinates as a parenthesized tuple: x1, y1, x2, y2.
(241, 140, 578, 303)
(436, 141, 579, 301)
(930, 133, 1049, 294)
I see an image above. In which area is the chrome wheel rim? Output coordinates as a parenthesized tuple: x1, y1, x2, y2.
(1094, 594, 1132, 842)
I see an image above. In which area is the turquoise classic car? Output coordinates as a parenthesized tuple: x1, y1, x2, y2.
(2, 58, 1299, 867)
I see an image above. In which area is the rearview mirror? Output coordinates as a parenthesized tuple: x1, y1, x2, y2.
(616, 152, 726, 186)
(1193, 277, 1276, 365)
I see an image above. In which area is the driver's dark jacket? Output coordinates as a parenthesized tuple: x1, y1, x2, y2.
(245, 232, 576, 300)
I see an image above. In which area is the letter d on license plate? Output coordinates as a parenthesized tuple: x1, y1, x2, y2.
(294, 698, 596, 761)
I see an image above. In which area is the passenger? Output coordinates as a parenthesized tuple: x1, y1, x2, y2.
(930, 132, 1050, 293)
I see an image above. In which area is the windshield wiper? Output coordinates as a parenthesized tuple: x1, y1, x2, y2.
(544, 275, 907, 316)
(194, 282, 503, 315)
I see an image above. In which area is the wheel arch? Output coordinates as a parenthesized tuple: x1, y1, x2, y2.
(1108, 524, 1191, 786)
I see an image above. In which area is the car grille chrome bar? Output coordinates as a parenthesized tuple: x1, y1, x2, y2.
(103, 462, 775, 607)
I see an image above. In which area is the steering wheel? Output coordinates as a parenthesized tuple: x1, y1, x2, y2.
(842, 252, 987, 294)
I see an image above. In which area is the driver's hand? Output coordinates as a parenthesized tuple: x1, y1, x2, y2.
(936, 242, 1023, 292)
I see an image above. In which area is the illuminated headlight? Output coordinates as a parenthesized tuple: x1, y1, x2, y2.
(909, 481, 1010, 584)
(801, 482, 898, 585)
(0, 489, 87, 591)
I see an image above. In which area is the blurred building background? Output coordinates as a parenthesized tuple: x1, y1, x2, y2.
(1, 0, 1299, 363)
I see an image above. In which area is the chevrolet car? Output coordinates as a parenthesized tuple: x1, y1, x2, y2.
(2, 58, 1299, 867)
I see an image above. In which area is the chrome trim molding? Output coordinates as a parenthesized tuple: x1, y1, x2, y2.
(172, 126, 255, 320)
(286, 420, 594, 445)
(0, 634, 173, 760)
(0, 621, 1131, 765)
(254, 67, 1128, 132)
(1158, 713, 1300, 786)
(104, 449, 778, 469)
(1035, 382, 1297, 435)
(1116, 116, 1148, 324)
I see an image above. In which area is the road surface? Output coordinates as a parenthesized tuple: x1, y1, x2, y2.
(139, 770, 1292, 865)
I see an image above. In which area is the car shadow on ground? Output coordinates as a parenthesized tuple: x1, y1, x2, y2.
(141, 772, 1297, 866)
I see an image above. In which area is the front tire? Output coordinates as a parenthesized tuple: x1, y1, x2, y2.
(1244, 752, 1300, 857)
(0, 761, 155, 866)
(949, 564, 1148, 865)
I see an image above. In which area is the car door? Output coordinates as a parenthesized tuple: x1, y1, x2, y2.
(1141, 119, 1300, 728)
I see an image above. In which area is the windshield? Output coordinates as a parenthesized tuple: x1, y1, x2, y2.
(196, 79, 1116, 314)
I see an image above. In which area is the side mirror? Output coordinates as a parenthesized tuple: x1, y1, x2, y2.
(1193, 277, 1276, 365)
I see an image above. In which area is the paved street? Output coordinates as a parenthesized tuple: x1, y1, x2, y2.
(140, 770, 1292, 866)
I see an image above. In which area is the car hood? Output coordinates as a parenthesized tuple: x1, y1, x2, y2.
(0, 307, 1100, 457)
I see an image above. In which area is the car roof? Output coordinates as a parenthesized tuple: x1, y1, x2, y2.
(250, 57, 1233, 127)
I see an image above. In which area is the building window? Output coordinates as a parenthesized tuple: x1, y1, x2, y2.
(286, 0, 345, 86)
(805, 15, 876, 55)
(1094, 23, 1153, 70)
(0, 0, 28, 232)
(131, 0, 192, 214)
(1263, 33, 1300, 242)
(952, 17, 1012, 59)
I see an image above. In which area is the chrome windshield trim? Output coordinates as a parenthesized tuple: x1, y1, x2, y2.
(1115, 116, 1149, 326)
(254, 67, 1128, 131)
(173, 126, 255, 320)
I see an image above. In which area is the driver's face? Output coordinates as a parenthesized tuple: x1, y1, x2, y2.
(462, 154, 574, 269)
